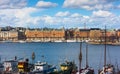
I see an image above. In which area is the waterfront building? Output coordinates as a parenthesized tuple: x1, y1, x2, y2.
(117, 29, 120, 41)
(25, 28, 65, 42)
(18, 31, 26, 40)
(25, 29, 44, 41)
(74, 28, 90, 41)
(65, 29, 74, 40)
(106, 29, 117, 42)
(50, 29, 65, 42)
(89, 28, 101, 41)
(0, 31, 18, 41)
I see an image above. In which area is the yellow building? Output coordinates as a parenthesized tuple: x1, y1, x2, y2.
(89, 28, 101, 41)
(0, 31, 18, 41)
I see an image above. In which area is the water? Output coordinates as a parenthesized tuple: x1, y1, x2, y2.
(0, 42, 120, 73)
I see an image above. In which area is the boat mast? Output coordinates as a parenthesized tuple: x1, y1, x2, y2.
(86, 44, 88, 68)
(104, 26, 107, 66)
(79, 42, 82, 74)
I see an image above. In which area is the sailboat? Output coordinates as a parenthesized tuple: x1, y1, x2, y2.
(98, 26, 115, 74)
(79, 42, 94, 74)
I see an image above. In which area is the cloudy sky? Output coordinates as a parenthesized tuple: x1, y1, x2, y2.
(0, 0, 120, 29)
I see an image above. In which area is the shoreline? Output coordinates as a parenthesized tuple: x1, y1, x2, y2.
(0, 40, 120, 45)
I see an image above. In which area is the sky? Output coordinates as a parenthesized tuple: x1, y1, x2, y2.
(0, 0, 120, 29)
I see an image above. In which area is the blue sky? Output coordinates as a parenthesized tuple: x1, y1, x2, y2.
(0, 0, 120, 29)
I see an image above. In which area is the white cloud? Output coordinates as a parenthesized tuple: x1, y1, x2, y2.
(0, 0, 27, 9)
(55, 11, 70, 17)
(0, 9, 120, 29)
(36, 1, 58, 8)
(14, 7, 38, 19)
(92, 10, 114, 17)
(70, 13, 81, 17)
(63, 0, 120, 10)
(0, 7, 41, 27)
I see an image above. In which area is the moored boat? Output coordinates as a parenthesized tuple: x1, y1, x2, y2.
(0, 63, 4, 74)
(59, 60, 78, 74)
(98, 26, 116, 74)
(32, 61, 56, 74)
(78, 42, 94, 74)
(3, 60, 18, 73)
(18, 58, 33, 73)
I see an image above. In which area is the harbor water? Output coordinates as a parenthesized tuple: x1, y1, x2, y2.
(0, 42, 120, 73)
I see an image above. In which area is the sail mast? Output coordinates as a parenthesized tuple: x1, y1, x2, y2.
(86, 44, 88, 68)
(104, 26, 107, 66)
(79, 42, 82, 73)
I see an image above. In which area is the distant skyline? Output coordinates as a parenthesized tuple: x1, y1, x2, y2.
(0, 0, 120, 29)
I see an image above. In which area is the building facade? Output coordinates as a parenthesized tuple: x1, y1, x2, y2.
(74, 29, 90, 41)
(25, 29, 65, 42)
(0, 31, 18, 41)
(89, 28, 101, 41)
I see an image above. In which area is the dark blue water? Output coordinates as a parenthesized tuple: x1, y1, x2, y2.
(0, 42, 120, 73)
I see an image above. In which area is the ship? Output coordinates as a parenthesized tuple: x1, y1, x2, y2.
(32, 61, 56, 74)
(98, 26, 116, 74)
(78, 42, 94, 74)
(3, 59, 18, 74)
(59, 60, 78, 74)
(0, 62, 4, 74)
(18, 58, 33, 74)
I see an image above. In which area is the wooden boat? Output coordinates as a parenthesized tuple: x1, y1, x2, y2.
(98, 26, 115, 74)
(59, 60, 78, 74)
(18, 58, 33, 73)
(3, 60, 18, 73)
(0, 56, 3, 73)
(79, 42, 94, 74)
(32, 61, 56, 74)
(0, 63, 4, 74)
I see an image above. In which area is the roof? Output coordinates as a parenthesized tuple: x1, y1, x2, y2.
(90, 28, 101, 30)
(79, 29, 90, 31)
(4, 60, 17, 62)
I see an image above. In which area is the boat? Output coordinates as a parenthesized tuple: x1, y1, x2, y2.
(66, 40, 77, 42)
(78, 42, 94, 74)
(59, 60, 78, 74)
(32, 61, 56, 74)
(98, 26, 115, 74)
(0, 56, 3, 73)
(111, 41, 120, 45)
(18, 58, 33, 73)
(18, 40, 26, 43)
(32, 40, 41, 42)
(3, 60, 18, 73)
(54, 40, 63, 42)
(0, 63, 4, 74)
